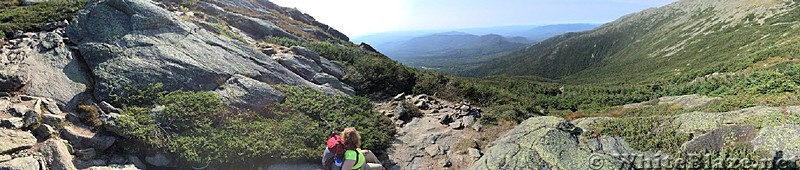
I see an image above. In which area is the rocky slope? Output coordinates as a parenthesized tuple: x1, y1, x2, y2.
(0, 0, 360, 169)
(66, 0, 353, 110)
(375, 94, 484, 170)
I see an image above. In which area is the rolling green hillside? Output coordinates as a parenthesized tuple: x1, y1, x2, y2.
(465, 0, 800, 85)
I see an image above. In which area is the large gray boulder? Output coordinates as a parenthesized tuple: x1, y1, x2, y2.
(752, 124, 800, 158)
(683, 125, 756, 154)
(214, 74, 285, 112)
(65, 0, 351, 110)
(470, 116, 618, 170)
(0, 129, 37, 154)
(0, 30, 91, 109)
(0, 156, 40, 170)
(38, 139, 78, 170)
(60, 126, 116, 151)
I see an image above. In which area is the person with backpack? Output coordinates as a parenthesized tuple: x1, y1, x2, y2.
(322, 127, 367, 170)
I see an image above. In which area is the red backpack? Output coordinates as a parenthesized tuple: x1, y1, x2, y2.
(323, 134, 346, 170)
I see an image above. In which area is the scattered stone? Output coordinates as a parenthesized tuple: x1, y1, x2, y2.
(414, 101, 429, 110)
(20, 95, 37, 101)
(84, 164, 139, 170)
(12, 30, 24, 39)
(262, 48, 276, 56)
(441, 159, 452, 167)
(0, 156, 39, 170)
(8, 104, 29, 117)
(38, 139, 77, 170)
(145, 153, 172, 167)
(77, 148, 97, 160)
(98, 101, 121, 114)
(425, 145, 441, 157)
(61, 126, 116, 151)
(449, 119, 464, 129)
(462, 115, 476, 127)
(99, 113, 126, 138)
(41, 20, 70, 32)
(74, 159, 109, 169)
(290, 46, 321, 61)
(63, 140, 74, 154)
(35, 124, 57, 139)
(391, 93, 405, 101)
(127, 155, 147, 170)
(0, 129, 36, 154)
(42, 113, 66, 128)
(22, 109, 41, 130)
(468, 148, 481, 158)
(264, 163, 323, 170)
(108, 154, 126, 165)
(0, 117, 24, 129)
(459, 105, 470, 111)
(0, 74, 27, 93)
(43, 99, 63, 115)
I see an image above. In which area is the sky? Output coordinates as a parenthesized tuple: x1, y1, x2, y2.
(270, 0, 677, 37)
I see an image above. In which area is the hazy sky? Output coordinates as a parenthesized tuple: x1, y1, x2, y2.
(270, 0, 677, 36)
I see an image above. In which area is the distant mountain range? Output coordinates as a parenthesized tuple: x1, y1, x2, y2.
(459, 0, 800, 83)
(352, 24, 598, 71)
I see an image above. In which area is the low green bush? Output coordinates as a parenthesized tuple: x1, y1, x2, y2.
(266, 37, 416, 98)
(594, 116, 691, 156)
(0, 0, 88, 32)
(115, 84, 395, 166)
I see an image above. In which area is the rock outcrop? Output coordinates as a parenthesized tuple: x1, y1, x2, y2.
(0, 156, 40, 170)
(0, 129, 36, 154)
(0, 27, 90, 109)
(38, 139, 78, 170)
(65, 0, 353, 112)
(194, 0, 349, 42)
(470, 116, 619, 170)
(752, 124, 800, 158)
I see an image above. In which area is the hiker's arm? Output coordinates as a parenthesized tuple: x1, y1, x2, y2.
(342, 160, 356, 170)
(322, 148, 332, 165)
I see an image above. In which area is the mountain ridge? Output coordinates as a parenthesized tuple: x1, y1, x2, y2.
(464, 0, 800, 84)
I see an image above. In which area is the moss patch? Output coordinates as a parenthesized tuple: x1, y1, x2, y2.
(0, 0, 88, 32)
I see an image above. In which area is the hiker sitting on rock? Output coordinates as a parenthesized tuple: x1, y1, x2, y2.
(322, 127, 382, 170)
